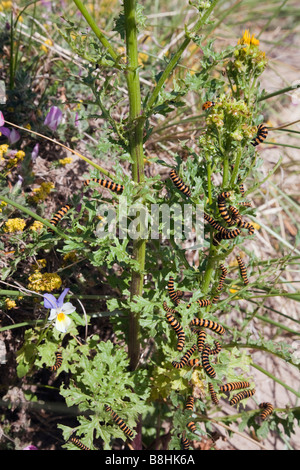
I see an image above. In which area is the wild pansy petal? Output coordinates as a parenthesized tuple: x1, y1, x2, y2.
(56, 288, 70, 308)
(55, 312, 72, 333)
(60, 302, 76, 315)
(0, 111, 4, 126)
(44, 293, 58, 309)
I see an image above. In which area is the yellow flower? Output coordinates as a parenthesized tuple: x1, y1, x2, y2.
(229, 285, 240, 294)
(5, 298, 16, 309)
(29, 182, 55, 203)
(29, 221, 44, 232)
(27, 271, 62, 292)
(0, 1, 12, 11)
(3, 218, 26, 233)
(58, 157, 73, 166)
(238, 29, 260, 47)
(25, 123, 31, 130)
(40, 38, 53, 54)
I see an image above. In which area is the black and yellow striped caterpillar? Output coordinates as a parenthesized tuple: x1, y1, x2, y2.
(181, 435, 191, 450)
(236, 256, 249, 285)
(213, 228, 241, 245)
(84, 178, 124, 193)
(164, 310, 185, 352)
(104, 405, 134, 440)
(251, 124, 268, 146)
(189, 318, 225, 336)
(208, 382, 219, 405)
(236, 219, 255, 235)
(201, 344, 216, 378)
(49, 351, 63, 372)
(259, 402, 274, 420)
(204, 213, 229, 236)
(163, 301, 178, 315)
(185, 396, 196, 433)
(217, 191, 234, 225)
(217, 264, 227, 291)
(68, 436, 91, 450)
(229, 388, 256, 406)
(169, 169, 192, 197)
(168, 276, 181, 306)
(187, 358, 200, 367)
(172, 344, 197, 369)
(208, 340, 222, 355)
(47, 204, 71, 233)
(219, 381, 251, 392)
(195, 329, 206, 353)
(186, 298, 211, 309)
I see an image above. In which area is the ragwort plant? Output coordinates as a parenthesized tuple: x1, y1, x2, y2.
(1, 0, 299, 450)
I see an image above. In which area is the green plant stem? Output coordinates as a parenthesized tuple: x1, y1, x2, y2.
(72, 0, 119, 63)
(258, 82, 300, 101)
(144, 0, 220, 114)
(251, 363, 300, 398)
(124, 0, 145, 372)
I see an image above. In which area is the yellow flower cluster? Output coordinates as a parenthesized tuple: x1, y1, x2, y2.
(5, 298, 16, 309)
(238, 29, 260, 47)
(0, 144, 9, 158)
(0, 200, 7, 213)
(59, 157, 73, 166)
(29, 221, 44, 232)
(3, 218, 26, 233)
(29, 182, 55, 203)
(62, 251, 79, 265)
(27, 271, 62, 292)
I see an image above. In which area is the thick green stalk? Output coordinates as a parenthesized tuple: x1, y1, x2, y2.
(124, 0, 145, 372)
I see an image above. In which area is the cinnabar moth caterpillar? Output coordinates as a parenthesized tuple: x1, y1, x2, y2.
(164, 311, 185, 352)
(238, 201, 252, 207)
(218, 193, 234, 225)
(172, 344, 197, 369)
(236, 219, 255, 235)
(236, 256, 249, 285)
(104, 405, 134, 440)
(163, 301, 178, 315)
(213, 228, 241, 245)
(209, 340, 221, 355)
(69, 436, 91, 450)
(228, 205, 241, 220)
(47, 204, 71, 232)
(239, 183, 245, 197)
(219, 381, 251, 392)
(251, 124, 268, 146)
(196, 329, 206, 352)
(181, 435, 191, 450)
(185, 396, 194, 411)
(84, 178, 124, 193)
(217, 264, 227, 291)
(186, 298, 211, 309)
(187, 358, 200, 367)
(202, 101, 215, 110)
(229, 388, 256, 406)
(169, 169, 192, 197)
(208, 382, 219, 405)
(49, 351, 63, 371)
(187, 421, 196, 433)
(168, 276, 181, 306)
(203, 213, 229, 235)
(201, 344, 216, 378)
(259, 402, 274, 420)
(189, 318, 225, 335)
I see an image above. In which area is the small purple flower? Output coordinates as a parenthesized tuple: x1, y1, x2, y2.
(0, 111, 4, 126)
(44, 106, 63, 131)
(31, 143, 39, 161)
(23, 445, 38, 450)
